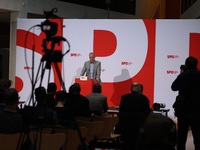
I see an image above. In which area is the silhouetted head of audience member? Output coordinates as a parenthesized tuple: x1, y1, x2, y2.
(69, 83, 81, 94)
(138, 84, 143, 93)
(0, 79, 12, 90)
(92, 83, 102, 93)
(35, 86, 46, 103)
(47, 82, 57, 94)
(55, 90, 66, 103)
(185, 56, 198, 70)
(137, 113, 177, 150)
(0, 79, 12, 104)
(4, 88, 19, 112)
(130, 82, 141, 93)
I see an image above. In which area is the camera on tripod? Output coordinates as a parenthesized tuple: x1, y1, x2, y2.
(38, 10, 65, 69)
(30, 8, 69, 97)
(42, 49, 63, 69)
(152, 103, 166, 111)
(41, 19, 58, 38)
(180, 64, 186, 73)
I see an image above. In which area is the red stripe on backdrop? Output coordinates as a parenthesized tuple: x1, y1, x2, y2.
(101, 20, 156, 107)
(49, 19, 63, 91)
(16, 29, 44, 55)
(189, 33, 200, 70)
(94, 30, 117, 57)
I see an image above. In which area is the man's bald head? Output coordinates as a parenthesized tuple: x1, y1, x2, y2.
(130, 82, 141, 92)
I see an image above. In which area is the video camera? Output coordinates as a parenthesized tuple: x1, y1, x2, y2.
(180, 64, 186, 72)
(152, 103, 166, 111)
(37, 8, 70, 69)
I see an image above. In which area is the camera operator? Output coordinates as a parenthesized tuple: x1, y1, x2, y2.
(171, 56, 200, 150)
(180, 65, 186, 73)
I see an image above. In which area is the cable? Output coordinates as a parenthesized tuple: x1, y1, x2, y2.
(24, 25, 39, 83)
(23, 9, 71, 106)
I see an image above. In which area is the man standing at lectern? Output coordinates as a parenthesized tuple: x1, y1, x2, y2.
(80, 52, 101, 83)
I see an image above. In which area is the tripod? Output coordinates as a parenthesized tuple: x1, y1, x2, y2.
(36, 52, 66, 90)
(29, 35, 68, 106)
(21, 9, 84, 150)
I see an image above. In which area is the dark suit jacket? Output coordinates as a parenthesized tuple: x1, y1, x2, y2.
(119, 91, 150, 115)
(0, 109, 24, 133)
(86, 93, 108, 115)
(171, 69, 200, 115)
(46, 93, 57, 108)
(80, 60, 101, 80)
(115, 91, 151, 149)
(65, 93, 91, 117)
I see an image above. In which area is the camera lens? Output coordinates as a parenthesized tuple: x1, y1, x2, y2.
(153, 103, 166, 111)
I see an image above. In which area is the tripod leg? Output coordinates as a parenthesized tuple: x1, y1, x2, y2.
(34, 59, 43, 87)
(47, 66, 51, 87)
(75, 121, 87, 150)
(53, 62, 66, 92)
(29, 59, 43, 106)
(39, 61, 47, 87)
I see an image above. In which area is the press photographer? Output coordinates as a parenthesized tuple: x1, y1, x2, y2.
(171, 56, 200, 150)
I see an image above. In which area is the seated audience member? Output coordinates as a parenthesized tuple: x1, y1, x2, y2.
(0, 79, 12, 110)
(32, 86, 57, 126)
(46, 82, 57, 108)
(138, 83, 143, 94)
(0, 88, 24, 133)
(136, 113, 177, 150)
(114, 82, 151, 150)
(118, 82, 150, 115)
(86, 83, 108, 116)
(65, 83, 91, 117)
(54, 90, 75, 127)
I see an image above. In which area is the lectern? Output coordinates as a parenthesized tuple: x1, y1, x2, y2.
(75, 78, 94, 96)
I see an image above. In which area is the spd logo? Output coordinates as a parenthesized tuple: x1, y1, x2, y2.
(121, 61, 133, 65)
(166, 70, 179, 74)
(167, 55, 179, 59)
(70, 53, 81, 57)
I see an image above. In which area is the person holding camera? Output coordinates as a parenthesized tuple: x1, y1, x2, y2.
(171, 56, 200, 150)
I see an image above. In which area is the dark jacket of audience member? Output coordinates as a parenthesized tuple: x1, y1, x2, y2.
(86, 83, 108, 116)
(118, 82, 150, 115)
(53, 90, 75, 127)
(33, 86, 57, 126)
(0, 88, 24, 133)
(114, 82, 151, 150)
(64, 83, 91, 117)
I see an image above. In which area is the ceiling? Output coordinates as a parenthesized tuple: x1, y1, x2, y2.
(58, 0, 136, 15)
(0, 0, 136, 23)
